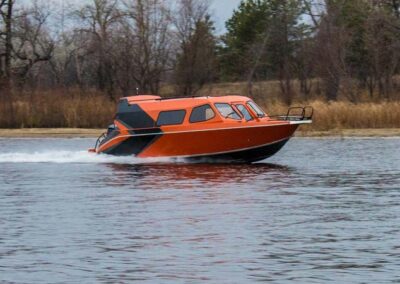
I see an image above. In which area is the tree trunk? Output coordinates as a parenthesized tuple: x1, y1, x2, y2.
(5, 0, 13, 83)
(325, 74, 340, 101)
(2, 0, 15, 127)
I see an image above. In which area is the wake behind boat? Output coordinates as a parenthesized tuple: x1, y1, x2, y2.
(89, 95, 313, 163)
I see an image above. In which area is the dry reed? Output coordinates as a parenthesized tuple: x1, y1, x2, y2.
(0, 87, 399, 131)
(261, 100, 400, 131)
(0, 89, 115, 128)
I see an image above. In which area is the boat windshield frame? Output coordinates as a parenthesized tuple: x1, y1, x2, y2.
(235, 104, 254, 121)
(247, 101, 266, 118)
(214, 103, 242, 120)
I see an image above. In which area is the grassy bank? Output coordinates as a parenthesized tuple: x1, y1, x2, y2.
(0, 90, 115, 129)
(1, 88, 400, 131)
(1, 128, 399, 138)
(261, 100, 400, 131)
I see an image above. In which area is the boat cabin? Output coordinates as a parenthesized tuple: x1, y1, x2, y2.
(115, 95, 268, 131)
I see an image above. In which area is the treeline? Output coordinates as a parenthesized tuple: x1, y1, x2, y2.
(220, 0, 400, 104)
(1, 1, 400, 109)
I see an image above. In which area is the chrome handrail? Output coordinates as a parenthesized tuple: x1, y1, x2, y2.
(95, 133, 107, 149)
(269, 106, 313, 121)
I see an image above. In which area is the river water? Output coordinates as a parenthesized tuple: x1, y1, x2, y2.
(0, 137, 399, 283)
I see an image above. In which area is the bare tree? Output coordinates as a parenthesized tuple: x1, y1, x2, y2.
(12, 1, 54, 87)
(173, 0, 214, 96)
(75, 0, 121, 99)
(121, 0, 173, 95)
(295, 34, 315, 99)
(0, 0, 14, 126)
(314, 1, 349, 101)
(46, 1, 79, 88)
(173, 0, 209, 45)
(365, 3, 400, 99)
(174, 15, 217, 96)
(48, 32, 76, 88)
(0, 0, 14, 86)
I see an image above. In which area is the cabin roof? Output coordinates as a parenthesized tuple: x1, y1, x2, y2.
(126, 95, 161, 102)
(123, 95, 252, 108)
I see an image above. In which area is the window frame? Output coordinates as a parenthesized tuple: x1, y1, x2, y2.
(189, 104, 216, 123)
(156, 109, 187, 126)
(235, 104, 254, 121)
(246, 101, 266, 118)
(214, 103, 242, 120)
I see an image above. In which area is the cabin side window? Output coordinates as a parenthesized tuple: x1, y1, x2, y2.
(235, 104, 254, 121)
(189, 104, 215, 123)
(214, 103, 241, 120)
(157, 110, 186, 126)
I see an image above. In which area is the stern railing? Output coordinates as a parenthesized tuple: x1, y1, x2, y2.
(94, 132, 107, 150)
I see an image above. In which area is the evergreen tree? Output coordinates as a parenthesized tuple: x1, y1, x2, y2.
(219, 0, 306, 104)
(220, 0, 270, 81)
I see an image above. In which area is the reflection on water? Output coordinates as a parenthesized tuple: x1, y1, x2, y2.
(105, 163, 291, 189)
(0, 138, 399, 283)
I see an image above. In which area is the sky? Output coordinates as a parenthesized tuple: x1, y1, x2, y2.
(31, 0, 243, 35)
(210, 0, 242, 33)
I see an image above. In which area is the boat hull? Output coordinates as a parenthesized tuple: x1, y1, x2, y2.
(97, 123, 299, 163)
(182, 137, 290, 163)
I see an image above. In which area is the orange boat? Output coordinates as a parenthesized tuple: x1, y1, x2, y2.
(89, 95, 313, 163)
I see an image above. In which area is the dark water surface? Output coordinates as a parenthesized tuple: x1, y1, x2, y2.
(0, 138, 399, 283)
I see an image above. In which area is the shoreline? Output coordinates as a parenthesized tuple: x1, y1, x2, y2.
(0, 128, 400, 138)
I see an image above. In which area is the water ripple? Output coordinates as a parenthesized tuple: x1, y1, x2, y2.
(0, 138, 399, 283)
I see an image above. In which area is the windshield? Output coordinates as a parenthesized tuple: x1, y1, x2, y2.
(235, 104, 253, 121)
(247, 101, 265, 117)
(214, 103, 241, 120)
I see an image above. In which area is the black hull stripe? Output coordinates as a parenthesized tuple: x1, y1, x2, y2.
(193, 138, 289, 162)
(102, 134, 162, 156)
(175, 137, 290, 162)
